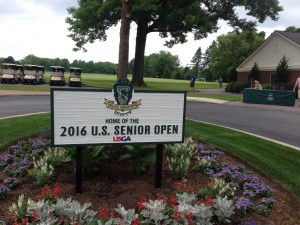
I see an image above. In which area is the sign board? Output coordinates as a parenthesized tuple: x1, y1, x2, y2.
(51, 86, 186, 146)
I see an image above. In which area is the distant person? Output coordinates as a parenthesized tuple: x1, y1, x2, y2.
(293, 76, 300, 107)
(190, 74, 196, 93)
(218, 76, 223, 88)
(250, 78, 262, 90)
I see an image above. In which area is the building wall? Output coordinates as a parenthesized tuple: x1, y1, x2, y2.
(237, 70, 300, 84)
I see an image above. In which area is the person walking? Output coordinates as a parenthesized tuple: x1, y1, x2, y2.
(218, 76, 223, 88)
(190, 74, 196, 93)
(293, 76, 300, 107)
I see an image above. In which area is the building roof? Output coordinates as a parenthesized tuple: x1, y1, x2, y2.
(237, 30, 300, 72)
(276, 31, 300, 46)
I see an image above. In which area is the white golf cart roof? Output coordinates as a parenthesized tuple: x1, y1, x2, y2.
(1, 63, 17, 67)
(50, 66, 65, 72)
(24, 64, 38, 67)
(70, 67, 81, 71)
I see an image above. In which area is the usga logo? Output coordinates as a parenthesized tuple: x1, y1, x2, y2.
(113, 136, 132, 142)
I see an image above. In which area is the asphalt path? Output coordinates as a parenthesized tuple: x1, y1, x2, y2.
(0, 95, 50, 118)
(0, 94, 299, 149)
(186, 101, 300, 149)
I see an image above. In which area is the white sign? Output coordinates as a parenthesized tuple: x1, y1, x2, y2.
(51, 88, 186, 146)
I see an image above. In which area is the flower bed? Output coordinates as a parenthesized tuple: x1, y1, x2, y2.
(0, 137, 299, 224)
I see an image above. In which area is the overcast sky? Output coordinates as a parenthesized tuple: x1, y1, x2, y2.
(0, 0, 299, 66)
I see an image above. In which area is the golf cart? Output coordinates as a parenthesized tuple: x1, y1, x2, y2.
(15, 64, 24, 83)
(37, 66, 45, 84)
(69, 67, 82, 87)
(50, 66, 65, 86)
(23, 65, 40, 85)
(1, 63, 22, 84)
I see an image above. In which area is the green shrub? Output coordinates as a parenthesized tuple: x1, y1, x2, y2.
(225, 81, 236, 92)
(64, 146, 110, 175)
(226, 82, 248, 93)
(119, 144, 156, 175)
(262, 83, 271, 89)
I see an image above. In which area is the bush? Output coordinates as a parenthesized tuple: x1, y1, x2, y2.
(225, 82, 248, 93)
(225, 81, 236, 92)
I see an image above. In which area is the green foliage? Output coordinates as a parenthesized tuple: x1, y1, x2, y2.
(44, 147, 67, 167)
(66, 0, 282, 85)
(285, 26, 300, 32)
(64, 146, 110, 175)
(190, 47, 202, 77)
(30, 148, 66, 186)
(250, 62, 260, 81)
(261, 83, 271, 89)
(144, 51, 180, 78)
(18, 54, 118, 74)
(165, 137, 196, 179)
(225, 82, 249, 93)
(198, 187, 218, 199)
(118, 144, 156, 175)
(274, 55, 289, 84)
(30, 158, 54, 186)
(66, 0, 282, 51)
(9, 195, 34, 222)
(210, 29, 265, 82)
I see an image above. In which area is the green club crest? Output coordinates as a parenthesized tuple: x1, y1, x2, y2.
(113, 79, 133, 105)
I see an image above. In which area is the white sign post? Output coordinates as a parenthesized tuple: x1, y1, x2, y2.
(51, 87, 186, 191)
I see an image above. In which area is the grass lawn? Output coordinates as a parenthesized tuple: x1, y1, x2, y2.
(1, 113, 299, 200)
(0, 73, 241, 101)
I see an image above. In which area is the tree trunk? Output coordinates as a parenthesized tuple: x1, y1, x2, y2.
(131, 24, 148, 87)
(118, 0, 133, 80)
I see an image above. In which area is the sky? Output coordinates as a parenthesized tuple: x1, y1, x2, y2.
(0, 0, 300, 67)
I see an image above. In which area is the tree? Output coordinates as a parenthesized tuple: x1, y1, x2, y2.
(144, 51, 179, 78)
(118, 0, 133, 79)
(209, 29, 265, 81)
(250, 62, 260, 81)
(66, 0, 283, 86)
(4, 56, 15, 64)
(285, 26, 300, 32)
(200, 41, 216, 81)
(190, 47, 202, 77)
(274, 55, 289, 84)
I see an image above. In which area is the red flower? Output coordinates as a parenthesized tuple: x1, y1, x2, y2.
(188, 220, 194, 225)
(132, 218, 140, 225)
(186, 186, 193, 193)
(111, 210, 116, 218)
(137, 197, 147, 211)
(174, 211, 181, 222)
(157, 194, 168, 202)
(175, 180, 193, 193)
(22, 217, 28, 225)
(61, 217, 66, 224)
(54, 185, 61, 197)
(205, 195, 214, 206)
(99, 206, 111, 220)
(12, 215, 18, 222)
(32, 211, 38, 221)
(187, 211, 193, 219)
(169, 194, 177, 207)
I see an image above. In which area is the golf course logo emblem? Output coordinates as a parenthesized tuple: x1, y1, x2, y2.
(104, 79, 141, 116)
(267, 93, 274, 102)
